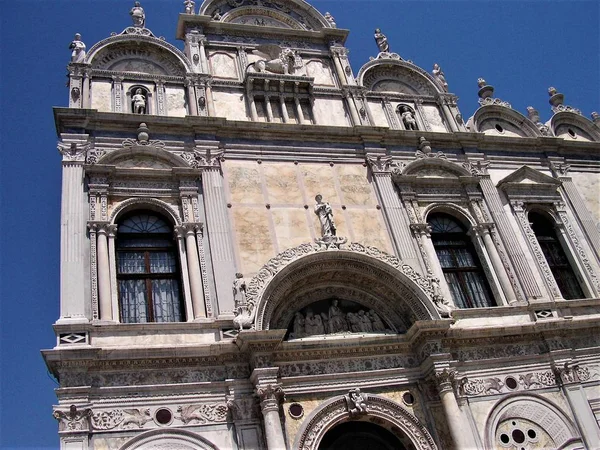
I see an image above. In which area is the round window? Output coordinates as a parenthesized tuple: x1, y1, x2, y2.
(155, 408, 172, 425)
(289, 403, 304, 419)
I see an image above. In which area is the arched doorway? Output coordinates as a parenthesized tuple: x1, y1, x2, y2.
(318, 421, 410, 450)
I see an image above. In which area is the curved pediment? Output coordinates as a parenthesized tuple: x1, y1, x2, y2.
(87, 37, 190, 76)
(472, 104, 542, 138)
(97, 145, 189, 169)
(551, 111, 600, 142)
(357, 60, 441, 96)
(402, 158, 472, 178)
(200, 0, 332, 31)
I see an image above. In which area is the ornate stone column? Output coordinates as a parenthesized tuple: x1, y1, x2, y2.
(248, 95, 258, 122)
(179, 223, 206, 319)
(265, 95, 274, 122)
(473, 224, 517, 304)
(252, 368, 286, 450)
(342, 88, 360, 126)
(95, 223, 113, 321)
(112, 75, 124, 112)
(204, 78, 215, 116)
(365, 155, 421, 270)
(479, 174, 543, 301)
(57, 137, 90, 323)
(107, 224, 119, 319)
(439, 97, 458, 132)
(435, 369, 476, 449)
(294, 97, 305, 124)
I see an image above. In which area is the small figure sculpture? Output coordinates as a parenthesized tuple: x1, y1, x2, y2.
(314, 194, 336, 237)
(432, 63, 448, 91)
(212, 8, 222, 20)
(292, 311, 305, 338)
(358, 310, 373, 332)
(400, 106, 418, 130)
(232, 272, 247, 305)
(369, 310, 386, 332)
(305, 309, 325, 335)
(347, 312, 361, 333)
(328, 299, 348, 333)
(132, 89, 147, 114)
(184, 0, 195, 14)
(324, 12, 336, 28)
(374, 28, 389, 53)
(346, 388, 367, 417)
(232, 273, 253, 331)
(429, 275, 454, 318)
(69, 34, 86, 63)
(130, 1, 146, 28)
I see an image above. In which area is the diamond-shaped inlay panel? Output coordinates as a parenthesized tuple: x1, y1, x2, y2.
(59, 332, 88, 345)
(534, 309, 553, 319)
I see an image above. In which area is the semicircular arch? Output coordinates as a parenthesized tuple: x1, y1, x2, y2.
(551, 111, 600, 142)
(401, 158, 473, 178)
(246, 242, 441, 333)
(472, 105, 541, 138)
(119, 428, 218, 450)
(357, 60, 442, 96)
(422, 203, 477, 228)
(294, 393, 438, 450)
(110, 197, 182, 226)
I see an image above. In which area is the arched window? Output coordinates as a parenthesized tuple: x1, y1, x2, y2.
(529, 211, 584, 300)
(116, 212, 184, 323)
(429, 213, 494, 308)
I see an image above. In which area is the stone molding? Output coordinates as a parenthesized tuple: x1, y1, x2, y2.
(294, 393, 437, 450)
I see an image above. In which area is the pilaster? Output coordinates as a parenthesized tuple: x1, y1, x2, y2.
(251, 368, 286, 450)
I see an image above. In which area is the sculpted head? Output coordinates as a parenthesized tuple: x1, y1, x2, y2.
(315, 194, 323, 203)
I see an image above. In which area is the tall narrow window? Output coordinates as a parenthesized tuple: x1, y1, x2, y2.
(429, 213, 494, 308)
(116, 212, 184, 323)
(529, 211, 584, 300)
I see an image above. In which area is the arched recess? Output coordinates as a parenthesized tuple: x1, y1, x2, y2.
(472, 105, 542, 138)
(401, 157, 474, 179)
(357, 60, 442, 96)
(246, 242, 440, 333)
(119, 428, 218, 450)
(96, 145, 191, 169)
(110, 197, 182, 227)
(551, 111, 600, 142)
(484, 394, 582, 450)
(294, 394, 438, 450)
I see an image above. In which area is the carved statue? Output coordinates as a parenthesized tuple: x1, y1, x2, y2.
(232, 272, 247, 305)
(314, 194, 336, 238)
(400, 106, 418, 130)
(429, 276, 454, 318)
(292, 311, 305, 338)
(132, 89, 147, 114)
(183, 0, 195, 14)
(305, 309, 325, 335)
(324, 12, 336, 28)
(69, 34, 86, 63)
(369, 309, 386, 332)
(248, 45, 303, 75)
(374, 28, 389, 53)
(130, 1, 146, 28)
(122, 409, 152, 428)
(328, 300, 348, 333)
(212, 8, 222, 20)
(233, 273, 253, 331)
(345, 388, 367, 417)
(358, 310, 373, 332)
(346, 312, 361, 333)
(432, 63, 448, 91)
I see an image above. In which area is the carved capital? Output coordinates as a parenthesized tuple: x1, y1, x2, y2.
(549, 162, 571, 178)
(179, 148, 224, 169)
(462, 160, 490, 176)
(256, 384, 285, 412)
(53, 405, 92, 432)
(434, 369, 458, 394)
(410, 223, 432, 237)
(553, 362, 590, 385)
(365, 154, 396, 174)
(88, 222, 115, 235)
(58, 141, 91, 162)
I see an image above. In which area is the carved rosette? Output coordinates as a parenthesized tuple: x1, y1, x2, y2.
(53, 405, 92, 432)
(256, 384, 285, 413)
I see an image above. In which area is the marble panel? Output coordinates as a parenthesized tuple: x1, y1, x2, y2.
(272, 208, 312, 251)
(422, 104, 447, 132)
(488, 169, 515, 186)
(305, 59, 335, 86)
(336, 164, 375, 206)
(212, 91, 249, 121)
(263, 163, 303, 205)
(570, 172, 600, 225)
(165, 86, 187, 117)
(233, 207, 275, 275)
(91, 80, 112, 112)
(226, 162, 264, 204)
(312, 98, 350, 127)
(347, 209, 391, 252)
(209, 51, 238, 79)
(91, 436, 130, 450)
(368, 100, 390, 127)
(300, 164, 339, 205)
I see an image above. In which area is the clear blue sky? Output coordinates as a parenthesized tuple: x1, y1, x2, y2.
(0, 0, 598, 448)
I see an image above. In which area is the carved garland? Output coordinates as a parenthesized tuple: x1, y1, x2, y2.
(294, 394, 437, 450)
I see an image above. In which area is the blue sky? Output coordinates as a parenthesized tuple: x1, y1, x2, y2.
(0, 0, 598, 448)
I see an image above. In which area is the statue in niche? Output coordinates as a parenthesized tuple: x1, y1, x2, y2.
(328, 300, 348, 333)
(69, 33, 86, 63)
(324, 12, 336, 28)
(249, 45, 303, 75)
(132, 89, 147, 114)
(183, 0, 195, 14)
(400, 106, 418, 130)
(432, 63, 448, 91)
(314, 194, 336, 238)
(291, 311, 305, 338)
(374, 28, 389, 53)
(130, 1, 146, 28)
(305, 309, 325, 335)
(369, 310, 386, 332)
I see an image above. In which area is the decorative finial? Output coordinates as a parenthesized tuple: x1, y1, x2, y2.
(548, 87, 557, 96)
(548, 87, 565, 108)
(592, 112, 600, 125)
(526, 106, 539, 122)
(432, 63, 448, 91)
(418, 136, 432, 154)
(477, 78, 487, 88)
(477, 78, 494, 99)
(324, 12, 336, 28)
(374, 28, 389, 53)
(69, 33, 86, 63)
(183, 0, 195, 14)
(130, 1, 146, 28)
(137, 123, 149, 143)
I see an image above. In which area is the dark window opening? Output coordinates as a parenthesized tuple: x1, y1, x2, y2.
(429, 213, 494, 308)
(116, 211, 184, 323)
